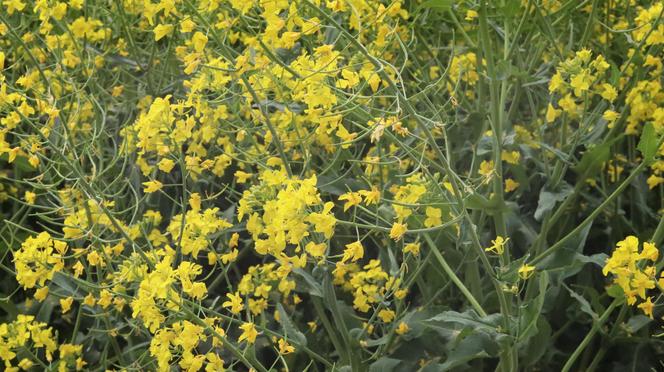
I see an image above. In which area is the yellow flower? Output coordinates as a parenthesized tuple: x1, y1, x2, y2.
(189, 193, 201, 212)
(278, 339, 295, 354)
(143, 180, 163, 193)
(339, 192, 362, 211)
(180, 19, 196, 33)
(60, 297, 74, 313)
(501, 150, 520, 165)
(558, 94, 577, 116)
(638, 297, 654, 319)
(549, 71, 565, 93)
(4, 0, 26, 15)
(465, 10, 478, 21)
(518, 264, 536, 280)
(358, 186, 381, 205)
(153, 24, 174, 41)
(336, 124, 357, 148)
(485, 236, 508, 255)
(389, 222, 407, 241)
(18, 358, 33, 370)
(191, 32, 208, 52)
(546, 103, 561, 123)
(158, 158, 175, 173)
(640, 242, 659, 261)
(98, 290, 113, 308)
(396, 322, 409, 335)
(600, 83, 618, 102)
(83, 293, 96, 307)
(222, 292, 244, 314)
(604, 236, 659, 306)
(24, 191, 36, 204)
(234, 170, 253, 183)
(647, 174, 664, 190)
(378, 309, 395, 323)
(305, 241, 326, 258)
(34, 287, 49, 302)
(112, 85, 124, 97)
(403, 242, 420, 256)
(479, 160, 494, 178)
(602, 110, 619, 124)
(238, 322, 258, 344)
(504, 178, 519, 193)
(424, 207, 442, 228)
(570, 70, 591, 97)
(342, 241, 364, 262)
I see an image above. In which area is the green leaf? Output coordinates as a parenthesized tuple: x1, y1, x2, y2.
(574, 140, 613, 179)
(534, 182, 573, 221)
(0, 294, 19, 320)
(517, 272, 549, 342)
(606, 284, 625, 300)
(625, 315, 652, 333)
(520, 318, 552, 367)
(423, 310, 509, 345)
(638, 122, 659, 163)
(438, 331, 495, 370)
(564, 285, 598, 321)
(465, 192, 506, 215)
(420, 0, 454, 11)
(294, 268, 323, 297)
(369, 358, 402, 372)
(277, 303, 307, 346)
(539, 222, 594, 280)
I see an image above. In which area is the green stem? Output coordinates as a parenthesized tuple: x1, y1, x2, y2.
(424, 234, 488, 317)
(561, 299, 620, 372)
(533, 160, 649, 265)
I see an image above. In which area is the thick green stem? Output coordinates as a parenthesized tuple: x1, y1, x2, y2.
(424, 234, 488, 317)
(561, 299, 620, 372)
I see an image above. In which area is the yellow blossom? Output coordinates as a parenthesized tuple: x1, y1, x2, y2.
(403, 242, 420, 256)
(24, 191, 36, 204)
(34, 287, 49, 301)
(546, 103, 561, 123)
(396, 322, 409, 335)
(339, 192, 362, 211)
(465, 10, 478, 21)
(485, 236, 508, 255)
(378, 309, 396, 323)
(158, 158, 176, 173)
(238, 322, 258, 344)
(60, 297, 74, 313)
(389, 222, 407, 241)
(518, 264, 536, 280)
(505, 178, 519, 193)
(143, 180, 163, 193)
(638, 297, 654, 319)
(342, 241, 364, 262)
(222, 292, 244, 314)
(305, 241, 326, 258)
(191, 32, 208, 52)
(278, 339, 295, 354)
(154, 24, 174, 41)
(424, 207, 442, 228)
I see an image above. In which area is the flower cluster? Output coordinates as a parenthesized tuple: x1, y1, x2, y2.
(603, 236, 661, 318)
(239, 170, 336, 257)
(0, 315, 84, 371)
(13, 232, 66, 290)
(1, 0, 663, 370)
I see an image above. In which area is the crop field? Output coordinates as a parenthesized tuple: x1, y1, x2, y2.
(0, 0, 663, 371)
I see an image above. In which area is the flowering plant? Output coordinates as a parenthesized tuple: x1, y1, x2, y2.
(0, 0, 663, 371)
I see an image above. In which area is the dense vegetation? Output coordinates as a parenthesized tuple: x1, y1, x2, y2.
(1, 0, 663, 371)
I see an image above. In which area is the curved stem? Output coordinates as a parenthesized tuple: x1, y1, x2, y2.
(561, 299, 620, 372)
(424, 234, 488, 317)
